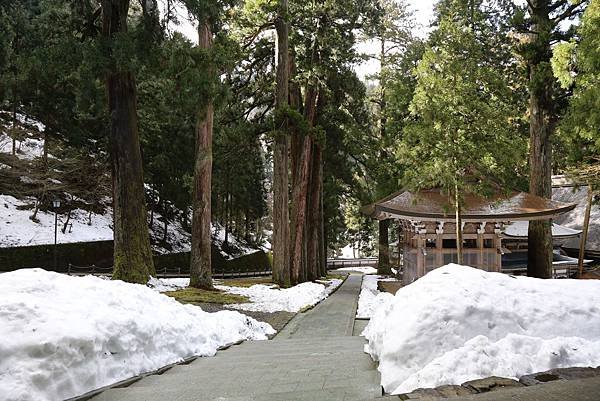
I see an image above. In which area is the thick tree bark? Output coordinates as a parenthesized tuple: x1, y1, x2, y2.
(290, 86, 318, 284)
(103, 0, 155, 284)
(290, 135, 312, 284)
(318, 178, 326, 277)
(306, 142, 322, 281)
(190, 19, 214, 290)
(272, 0, 291, 287)
(377, 219, 391, 274)
(289, 53, 303, 191)
(526, 0, 553, 278)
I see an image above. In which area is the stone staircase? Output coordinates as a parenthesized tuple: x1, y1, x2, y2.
(92, 275, 383, 401)
(92, 335, 382, 401)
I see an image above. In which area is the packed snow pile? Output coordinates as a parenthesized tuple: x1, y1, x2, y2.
(332, 265, 378, 274)
(0, 269, 274, 401)
(356, 275, 394, 319)
(148, 276, 344, 313)
(221, 278, 344, 313)
(147, 276, 190, 292)
(363, 264, 600, 394)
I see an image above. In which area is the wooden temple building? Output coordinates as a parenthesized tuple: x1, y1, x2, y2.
(362, 189, 577, 283)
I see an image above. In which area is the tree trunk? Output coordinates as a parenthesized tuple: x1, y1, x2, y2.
(290, 135, 312, 284)
(290, 85, 318, 284)
(12, 89, 17, 157)
(272, 0, 291, 287)
(190, 18, 214, 290)
(43, 130, 48, 167)
(377, 219, 391, 274)
(103, 0, 155, 284)
(318, 162, 326, 278)
(306, 142, 322, 281)
(61, 208, 72, 234)
(578, 186, 593, 276)
(454, 183, 463, 265)
(526, 0, 553, 278)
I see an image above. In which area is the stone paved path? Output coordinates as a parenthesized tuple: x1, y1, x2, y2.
(93, 274, 382, 401)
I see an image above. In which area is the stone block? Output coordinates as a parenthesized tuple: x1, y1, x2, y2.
(519, 366, 600, 386)
(462, 376, 524, 393)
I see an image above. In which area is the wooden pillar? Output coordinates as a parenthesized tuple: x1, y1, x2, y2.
(477, 222, 484, 270)
(416, 234, 425, 278)
(493, 233, 502, 272)
(435, 221, 443, 268)
(378, 219, 391, 275)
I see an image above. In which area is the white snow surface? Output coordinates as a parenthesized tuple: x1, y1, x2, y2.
(222, 279, 343, 313)
(0, 194, 191, 254)
(332, 266, 378, 274)
(363, 264, 600, 395)
(0, 269, 274, 401)
(356, 275, 394, 319)
(0, 194, 114, 248)
(148, 277, 344, 313)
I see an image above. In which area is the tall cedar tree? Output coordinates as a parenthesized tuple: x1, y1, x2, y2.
(521, 0, 588, 278)
(272, 0, 291, 287)
(368, 0, 412, 274)
(190, 17, 215, 289)
(102, 0, 155, 283)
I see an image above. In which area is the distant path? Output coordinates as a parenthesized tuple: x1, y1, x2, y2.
(92, 274, 383, 401)
(275, 273, 362, 339)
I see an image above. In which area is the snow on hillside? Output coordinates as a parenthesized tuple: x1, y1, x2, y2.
(211, 222, 259, 259)
(0, 114, 262, 256)
(0, 194, 113, 247)
(0, 269, 274, 401)
(0, 113, 47, 159)
(0, 193, 191, 254)
(363, 264, 600, 394)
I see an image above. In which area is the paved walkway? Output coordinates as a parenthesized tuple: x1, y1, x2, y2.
(93, 274, 382, 401)
(91, 273, 600, 401)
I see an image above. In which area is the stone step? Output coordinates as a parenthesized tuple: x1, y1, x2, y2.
(211, 347, 368, 360)
(239, 336, 366, 348)
(176, 356, 378, 374)
(144, 362, 378, 383)
(94, 375, 381, 401)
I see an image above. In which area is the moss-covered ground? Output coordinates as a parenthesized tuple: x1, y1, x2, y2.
(164, 288, 250, 305)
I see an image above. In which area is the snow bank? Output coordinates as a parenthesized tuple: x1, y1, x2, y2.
(333, 266, 378, 274)
(363, 264, 600, 394)
(221, 279, 344, 313)
(148, 277, 344, 313)
(356, 275, 394, 319)
(0, 269, 274, 401)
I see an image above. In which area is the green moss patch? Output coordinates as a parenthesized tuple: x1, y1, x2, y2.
(164, 287, 250, 305)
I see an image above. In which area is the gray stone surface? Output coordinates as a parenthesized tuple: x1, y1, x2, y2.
(398, 385, 474, 400)
(519, 366, 600, 386)
(275, 274, 362, 339)
(462, 376, 524, 393)
(372, 376, 600, 401)
(92, 274, 381, 401)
